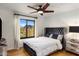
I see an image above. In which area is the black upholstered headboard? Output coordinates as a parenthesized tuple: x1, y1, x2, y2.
(69, 26, 79, 32)
(44, 27, 65, 49)
(44, 27, 64, 36)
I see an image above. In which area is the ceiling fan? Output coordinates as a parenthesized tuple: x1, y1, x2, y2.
(27, 3, 54, 15)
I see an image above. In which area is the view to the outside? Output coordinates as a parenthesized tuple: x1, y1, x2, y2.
(20, 19, 35, 39)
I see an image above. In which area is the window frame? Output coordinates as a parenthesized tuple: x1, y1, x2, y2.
(20, 19, 35, 39)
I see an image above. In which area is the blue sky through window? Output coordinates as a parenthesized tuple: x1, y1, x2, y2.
(20, 19, 34, 27)
(28, 21, 34, 26)
(20, 19, 26, 27)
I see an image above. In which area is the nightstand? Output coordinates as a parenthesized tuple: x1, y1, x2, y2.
(0, 44, 7, 56)
(0, 38, 7, 56)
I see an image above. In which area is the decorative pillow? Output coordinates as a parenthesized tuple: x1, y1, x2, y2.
(49, 34, 53, 38)
(57, 35, 63, 41)
(52, 34, 58, 39)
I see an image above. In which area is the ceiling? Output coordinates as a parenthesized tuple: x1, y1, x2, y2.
(0, 3, 79, 16)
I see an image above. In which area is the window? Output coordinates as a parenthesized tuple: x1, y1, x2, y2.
(20, 19, 35, 39)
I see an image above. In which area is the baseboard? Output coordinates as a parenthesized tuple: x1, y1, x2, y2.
(65, 50, 79, 56)
(7, 47, 23, 52)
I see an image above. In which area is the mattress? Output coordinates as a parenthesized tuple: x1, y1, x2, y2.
(23, 37, 62, 56)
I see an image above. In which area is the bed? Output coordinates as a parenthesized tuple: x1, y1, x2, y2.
(23, 27, 64, 56)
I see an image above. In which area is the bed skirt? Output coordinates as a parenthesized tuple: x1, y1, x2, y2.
(23, 43, 37, 56)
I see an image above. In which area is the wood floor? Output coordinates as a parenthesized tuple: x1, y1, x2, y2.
(7, 48, 77, 56)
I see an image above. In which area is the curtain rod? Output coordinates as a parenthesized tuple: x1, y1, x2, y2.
(14, 13, 38, 19)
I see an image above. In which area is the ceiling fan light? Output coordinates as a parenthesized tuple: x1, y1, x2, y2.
(38, 11, 43, 14)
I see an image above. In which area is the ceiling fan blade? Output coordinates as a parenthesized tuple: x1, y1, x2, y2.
(44, 10, 54, 13)
(30, 11, 37, 14)
(42, 3, 50, 10)
(27, 6, 38, 10)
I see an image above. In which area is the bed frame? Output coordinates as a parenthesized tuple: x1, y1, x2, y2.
(23, 43, 36, 56)
(23, 27, 65, 56)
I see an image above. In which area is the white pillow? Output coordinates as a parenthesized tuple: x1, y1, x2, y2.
(49, 34, 53, 38)
(57, 35, 63, 41)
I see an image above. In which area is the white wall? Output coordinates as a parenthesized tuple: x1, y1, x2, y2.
(0, 7, 15, 50)
(44, 8, 79, 28)
(44, 14, 68, 27)
(36, 16, 45, 37)
(59, 9, 79, 26)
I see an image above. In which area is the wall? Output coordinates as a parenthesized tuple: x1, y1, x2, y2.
(44, 14, 68, 27)
(44, 8, 79, 29)
(0, 7, 15, 50)
(59, 9, 79, 26)
(36, 16, 45, 37)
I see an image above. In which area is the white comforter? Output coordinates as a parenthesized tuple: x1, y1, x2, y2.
(23, 37, 62, 56)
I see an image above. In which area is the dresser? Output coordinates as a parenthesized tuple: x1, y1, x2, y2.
(0, 38, 7, 56)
